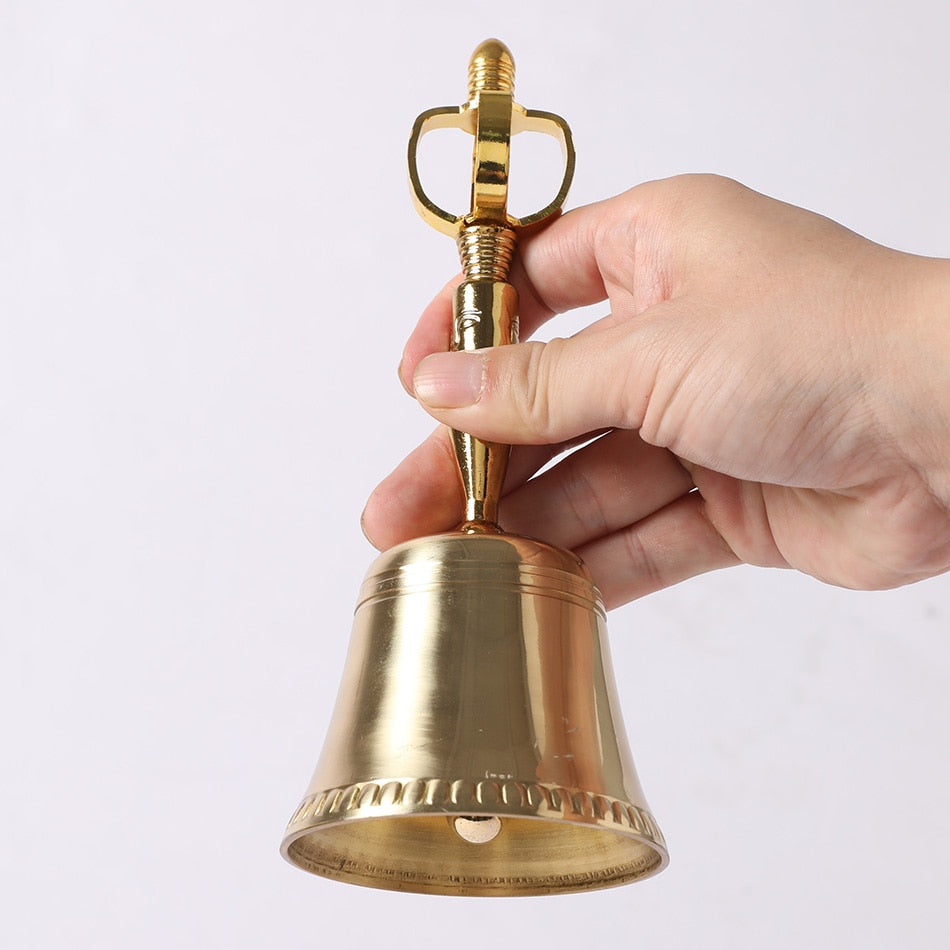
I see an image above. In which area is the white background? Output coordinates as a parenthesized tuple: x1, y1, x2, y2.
(3, 1, 949, 947)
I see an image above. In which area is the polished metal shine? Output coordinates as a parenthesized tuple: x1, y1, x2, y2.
(281, 39, 668, 896)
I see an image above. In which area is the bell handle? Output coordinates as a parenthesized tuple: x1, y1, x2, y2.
(409, 40, 574, 530)
(450, 267, 518, 530)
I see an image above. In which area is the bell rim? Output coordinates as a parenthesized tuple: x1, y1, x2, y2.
(281, 775, 668, 892)
(285, 775, 661, 835)
(280, 777, 669, 896)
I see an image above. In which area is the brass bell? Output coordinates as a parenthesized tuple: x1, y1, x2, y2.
(280, 39, 668, 896)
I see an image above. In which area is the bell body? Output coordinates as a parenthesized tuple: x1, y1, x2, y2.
(281, 531, 667, 895)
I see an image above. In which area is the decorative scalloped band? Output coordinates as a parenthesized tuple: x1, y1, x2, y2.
(286, 776, 666, 850)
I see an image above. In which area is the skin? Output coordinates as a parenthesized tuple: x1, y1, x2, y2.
(362, 175, 950, 609)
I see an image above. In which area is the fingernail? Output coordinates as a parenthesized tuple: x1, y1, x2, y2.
(360, 487, 383, 549)
(397, 358, 413, 396)
(359, 506, 377, 547)
(412, 352, 484, 408)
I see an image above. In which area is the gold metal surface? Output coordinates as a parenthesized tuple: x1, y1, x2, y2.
(407, 39, 575, 237)
(281, 39, 667, 896)
(451, 277, 517, 527)
(282, 533, 667, 895)
(409, 38, 575, 533)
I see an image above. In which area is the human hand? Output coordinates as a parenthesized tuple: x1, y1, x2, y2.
(362, 175, 950, 608)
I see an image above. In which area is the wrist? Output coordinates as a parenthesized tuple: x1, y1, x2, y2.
(888, 255, 950, 508)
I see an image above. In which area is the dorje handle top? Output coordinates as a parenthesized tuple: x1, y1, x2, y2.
(408, 38, 575, 236)
(407, 39, 575, 531)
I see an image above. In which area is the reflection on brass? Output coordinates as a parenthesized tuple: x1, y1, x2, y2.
(407, 38, 575, 237)
(281, 39, 668, 896)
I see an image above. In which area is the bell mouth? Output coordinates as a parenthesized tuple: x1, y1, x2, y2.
(282, 812, 666, 896)
(281, 775, 667, 896)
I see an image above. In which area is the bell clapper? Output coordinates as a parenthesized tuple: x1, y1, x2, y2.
(453, 815, 503, 844)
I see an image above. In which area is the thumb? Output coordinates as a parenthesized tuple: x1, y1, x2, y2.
(411, 321, 651, 445)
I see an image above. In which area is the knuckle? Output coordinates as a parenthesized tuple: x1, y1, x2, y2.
(516, 340, 563, 441)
